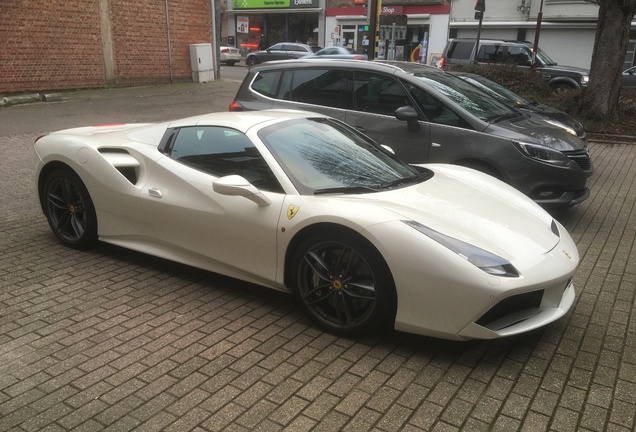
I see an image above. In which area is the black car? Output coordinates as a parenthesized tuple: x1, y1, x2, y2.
(441, 39, 590, 91)
(245, 43, 321, 66)
(229, 59, 593, 208)
(449, 71, 587, 141)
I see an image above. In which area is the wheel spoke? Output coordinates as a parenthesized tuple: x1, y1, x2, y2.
(70, 213, 86, 238)
(343, 281, 376, 300)
(334, 292, 353, 326)
(304, 250, 333, 282)
(47, 192, 69, 210)
(303, 284, 334, 305)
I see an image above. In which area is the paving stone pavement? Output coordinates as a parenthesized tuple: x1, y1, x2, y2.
(1, 92, 635, 431)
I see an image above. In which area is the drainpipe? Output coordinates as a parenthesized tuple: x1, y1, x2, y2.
(211, 0, 219, 80)
(165, 0, 174, 83)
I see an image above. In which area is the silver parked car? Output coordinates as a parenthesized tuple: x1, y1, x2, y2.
(306, 46, 368, 60)
(245, 43, 321, 67)
(229, 59, 593, 208)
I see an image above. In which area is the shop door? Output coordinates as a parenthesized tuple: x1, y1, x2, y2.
(341, 25, 356, 50)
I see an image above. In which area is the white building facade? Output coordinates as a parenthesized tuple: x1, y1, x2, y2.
(448, 0, 636, 70)
(220, 0, 636, 70)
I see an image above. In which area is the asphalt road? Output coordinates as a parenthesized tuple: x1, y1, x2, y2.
(0, 71, 244, 136)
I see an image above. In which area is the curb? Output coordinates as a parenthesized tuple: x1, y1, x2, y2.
(0, 92, 63, 107)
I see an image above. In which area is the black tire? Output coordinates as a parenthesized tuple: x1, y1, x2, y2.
(42, 168, 98, 249)
(226, 61, 236, 66)
(246, 56, 257, 67)
(291, 230, 396, 337)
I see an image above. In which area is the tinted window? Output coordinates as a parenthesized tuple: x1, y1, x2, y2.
(351, 71, 409, 115)
(251, 71, 281, 98)
(507, 46, 532, 65)
(447, 41, 474, 60)
(169, 126, 282, 192)
(477, 44, 505, 63)
(269, 43, 284, 50)
(286, 69, 345, 107)
(406, 84, 468, 128)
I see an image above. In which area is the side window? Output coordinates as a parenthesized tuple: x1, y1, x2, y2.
(407, 85, 468, 128)
(270, 43, 284, 51)
(251, 71, 281, 98)
(169, 127, 283, 192)
(477, 44, 504, 63)
(507, 46, 532, 66)
(352, 71, 410, 116)
(447, 41, 474, 60)
(287, 69, 345, 107)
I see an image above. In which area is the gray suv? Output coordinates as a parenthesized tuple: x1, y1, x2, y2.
(441, 38, 590, 90)
(230, 59, 592, 207)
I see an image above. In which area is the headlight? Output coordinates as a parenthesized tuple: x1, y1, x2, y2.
(514, 141, 571, 167)
(403, 221, 520, 278)
(581, 75, 589, 85)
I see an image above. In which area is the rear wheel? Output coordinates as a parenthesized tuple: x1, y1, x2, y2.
(42, 168, 98, 249)
(226, 61, 236, 66)
(291, 230, 396, 337)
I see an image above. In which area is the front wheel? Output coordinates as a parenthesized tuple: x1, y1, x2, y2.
(246, 56, 257, 67)
(42, 168, 98, 249)
(291, 230, 396, 337)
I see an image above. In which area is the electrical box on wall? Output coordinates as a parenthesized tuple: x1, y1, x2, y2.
(189, 44, 215, 83)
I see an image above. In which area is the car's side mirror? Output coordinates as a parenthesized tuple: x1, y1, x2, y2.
(395, 106, 420, 131)
(213, 175, 271, 207)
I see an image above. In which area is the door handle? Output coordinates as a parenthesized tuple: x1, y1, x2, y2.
(354, 126, 367, 133)
(148, 188, 163, 198)
(432, 142, 442, 148)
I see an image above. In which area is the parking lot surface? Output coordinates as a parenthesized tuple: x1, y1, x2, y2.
(1, 82, 635, 431)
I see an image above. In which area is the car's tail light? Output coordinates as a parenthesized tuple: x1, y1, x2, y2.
(35, 134, 47, 143)
(354, 55, 365, 60)
(439, 57, 445, 68)
(221, 48, 229, 53)
(228, 100, 244, 111)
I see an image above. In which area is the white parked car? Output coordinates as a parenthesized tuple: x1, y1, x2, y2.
(220, 45, 241, 66)
(34, 110, 578, 339)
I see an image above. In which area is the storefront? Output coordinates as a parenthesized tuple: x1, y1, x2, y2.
(325, 3, 449, 64)
(226, 0, 324, 56)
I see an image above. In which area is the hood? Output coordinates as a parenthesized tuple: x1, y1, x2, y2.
(519, 105, 586, 139)
(485, 111, 586, 152)
(539, 64, 589, 75)
(345, 165, 560, 262)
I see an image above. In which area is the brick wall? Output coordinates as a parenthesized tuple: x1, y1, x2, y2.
(0, 0, 212, 94)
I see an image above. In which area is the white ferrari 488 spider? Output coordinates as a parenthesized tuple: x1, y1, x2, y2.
(34, 110, 578, 340)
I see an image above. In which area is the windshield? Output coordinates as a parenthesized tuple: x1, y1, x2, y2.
(535, 48, 557, 66)
(413, 72, 515, 121)
(462, 75, 530, 107)
(258, 118, 428, 195)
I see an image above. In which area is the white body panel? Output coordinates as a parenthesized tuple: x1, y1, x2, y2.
(34, 110, 579, 340)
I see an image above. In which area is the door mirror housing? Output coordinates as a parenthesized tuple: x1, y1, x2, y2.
(395, 106, 421, 131)
(213, 175, 271, 207)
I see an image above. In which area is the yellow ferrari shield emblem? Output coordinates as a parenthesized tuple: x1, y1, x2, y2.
(287, 205, 299, 220)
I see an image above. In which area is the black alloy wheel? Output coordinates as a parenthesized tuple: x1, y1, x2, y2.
(42, 169, 98, 249)
(292, 231, 396, 337)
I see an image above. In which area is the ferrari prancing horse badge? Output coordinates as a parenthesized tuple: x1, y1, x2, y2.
(287, 205, 299, 220)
